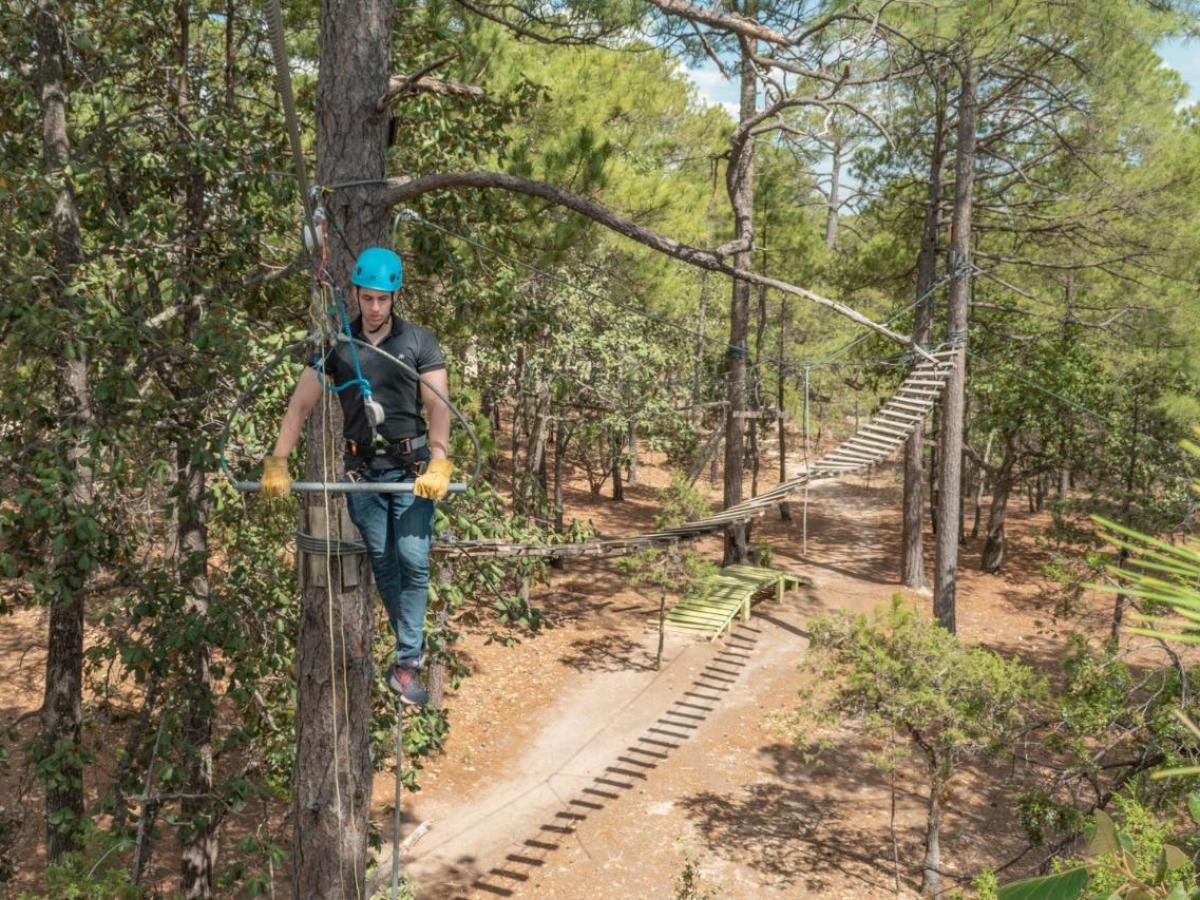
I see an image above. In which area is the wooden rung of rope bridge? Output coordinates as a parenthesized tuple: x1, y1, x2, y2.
(431, 348, 958, 559)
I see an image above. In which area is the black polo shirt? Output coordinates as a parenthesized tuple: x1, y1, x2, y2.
(310, 315, 447, 448)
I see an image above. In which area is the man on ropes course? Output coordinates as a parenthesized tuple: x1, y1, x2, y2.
(261, 247, 452, 707)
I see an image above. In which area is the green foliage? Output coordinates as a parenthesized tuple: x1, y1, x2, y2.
(20, 834, 141, 899)
(796, 596, 1046, 886)
(995, 867, 1088, 900)
(5, 0, 1200, 890)
(797, 596, 1046, 777)
(615, 546, 716, 600)
(674, 853, 717, 900)
(1091, 434, 1200, 778)
(653, 472, 713, 530)
(1001, 799, 1198, 899)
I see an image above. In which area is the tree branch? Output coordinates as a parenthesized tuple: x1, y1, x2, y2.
(377, 57, 486, 111)
(640, 0, 790, 44)
(381, 172, 934, 358)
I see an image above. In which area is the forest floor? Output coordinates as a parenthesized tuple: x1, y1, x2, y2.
(371, 443, 1128, 899)
(0, 432, 1153, 898)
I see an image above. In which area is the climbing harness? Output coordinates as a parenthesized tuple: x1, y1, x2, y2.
(216, 330, 480, 495)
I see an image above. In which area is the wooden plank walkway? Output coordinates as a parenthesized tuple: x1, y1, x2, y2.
(663, 565, 809, 638)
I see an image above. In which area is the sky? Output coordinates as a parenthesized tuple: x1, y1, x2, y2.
(686, 37, 1200, 118)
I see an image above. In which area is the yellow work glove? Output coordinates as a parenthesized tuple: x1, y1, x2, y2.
(413, 458, 452, 501)
(261, 455, 292, 498)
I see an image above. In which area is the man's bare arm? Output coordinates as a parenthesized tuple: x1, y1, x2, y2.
(272, 367, 323, 457)
(419, 368, 451, 460)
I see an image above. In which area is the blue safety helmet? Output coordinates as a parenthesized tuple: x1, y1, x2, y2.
(351, 247, 404, 292)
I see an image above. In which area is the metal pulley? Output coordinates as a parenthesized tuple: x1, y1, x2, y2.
(303, 204, 328, 256)
(364, 395, 386, 429)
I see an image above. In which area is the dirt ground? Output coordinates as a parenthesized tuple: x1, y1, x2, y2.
(0, 433, 1158, 898)
(379, 461, 1104, 900)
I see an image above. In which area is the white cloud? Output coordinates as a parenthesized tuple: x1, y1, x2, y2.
(1159, 37, 1199, 105)
(683, 64, 740, 119)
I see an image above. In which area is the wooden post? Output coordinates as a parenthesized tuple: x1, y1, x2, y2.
(656, 592, 666, 671)
(802, 366, 811, 558)
(391, 702, 403, 899)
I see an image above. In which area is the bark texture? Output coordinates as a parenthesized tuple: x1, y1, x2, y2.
(933, 60, 978, 633)
(35, 0, 92, 863)
(921, 770, 943, 895)
(723, 10, 757, 564)
(294, 0, 394, 893)
(901, 77, 947, 592)
(980, 437, 1016, 574)
(172, 4, 218, 894)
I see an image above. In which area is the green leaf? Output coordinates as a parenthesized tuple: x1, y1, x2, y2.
(1151, 765, 1200, 780)
(997, 867, 1088, 900)
(1162, 843, 1189, 874)
(1188, 794, 1200, 827)
(1087, 810, 1120, 857)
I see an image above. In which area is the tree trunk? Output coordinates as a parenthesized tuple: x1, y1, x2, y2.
(35, 0, 92, 863)
(1110, 548, 1132, 641)
(933, 59, 978, 634)
(693, 274, 708, 425)
(626, 421, 638, 486)
(177, 449, 215, 897)
(295, 0, 394, 892)
(959, 400, 970, 546)
(552, 419, 567, 534)
(777, 299, 791, 520)
(224, 0, 236, 112)
(527, 379, 550, 520)
(611, 429, 624, 502)
(981, 438, 1015, 573)
(750, 231, 768, 500)
(722, 13, 757, 564)
(825, 140, 841, 250)
(921, 768, 944, 895)
(970, 430, 994, 540)
(1111, 392, 1141, 640)
(173, 2, 217, 892)
(901, 79, 947, 591)
(928, 413, 938, 534)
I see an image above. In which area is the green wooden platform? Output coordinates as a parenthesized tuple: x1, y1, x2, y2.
(661, 565, 809, 639)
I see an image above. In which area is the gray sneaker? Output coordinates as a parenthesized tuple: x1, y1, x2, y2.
(386, 659, 428, 707)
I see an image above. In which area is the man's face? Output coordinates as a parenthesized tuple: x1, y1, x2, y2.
(357, 287, 394, 332)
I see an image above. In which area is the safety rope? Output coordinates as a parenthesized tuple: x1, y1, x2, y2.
(319, 357, 354, 900)
(392, 702, 404, 898)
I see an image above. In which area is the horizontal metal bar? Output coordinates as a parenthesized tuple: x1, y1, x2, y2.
(234, 480, 469, 494)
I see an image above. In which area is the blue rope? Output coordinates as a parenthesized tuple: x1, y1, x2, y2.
(316, 289, 374, 398)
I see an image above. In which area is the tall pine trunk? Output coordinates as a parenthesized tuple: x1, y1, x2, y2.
(35, 0, 93, 863)
(901, 76, 947, 592)
(981, 436, 1016, 573)
(294, 0, 394, 893)
(933, 59, 978, 633)
(173, 2, 217, 892)
(722, 7, 757, 564)
(776, 299, 791, 520)
(825, 141, 841, 250)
